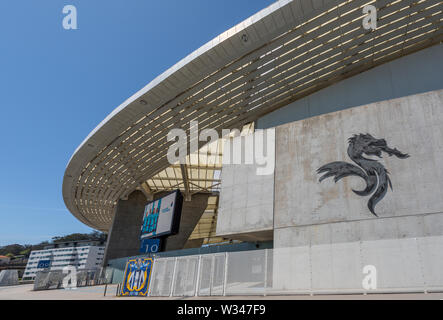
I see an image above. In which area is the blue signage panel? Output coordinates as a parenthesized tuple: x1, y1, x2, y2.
(121, 258, 153, 297)
(37, 260, 51, 269)
(140, 238, 161, 254)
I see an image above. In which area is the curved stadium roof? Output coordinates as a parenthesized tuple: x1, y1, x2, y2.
(63, 0, 443, 231)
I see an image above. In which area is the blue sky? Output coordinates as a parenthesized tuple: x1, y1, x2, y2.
(0, 0, 273, 246)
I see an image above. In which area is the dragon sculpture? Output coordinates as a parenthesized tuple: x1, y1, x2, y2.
(317, 133, 409, 216)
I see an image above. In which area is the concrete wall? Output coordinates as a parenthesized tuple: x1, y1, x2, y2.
(257, 44, 443, 130)
(216, 133, 275, 241)
(268, 89, 443, 293)
(271, 235, 443, 293)
(217, 89, 443, 247)
(164, 193, 209, 251)
(102, 191, 147, 266)
(274, 89, 443, 247)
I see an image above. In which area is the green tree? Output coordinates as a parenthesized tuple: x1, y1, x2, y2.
(0, 231, 107, 257)
(19, 249, 31, 256)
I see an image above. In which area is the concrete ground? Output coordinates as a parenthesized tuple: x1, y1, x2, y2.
(0, 284, 442, 300)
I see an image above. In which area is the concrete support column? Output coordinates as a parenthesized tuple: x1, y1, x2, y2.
(164, 193, 210, 251)
(102, 190, 147, 267)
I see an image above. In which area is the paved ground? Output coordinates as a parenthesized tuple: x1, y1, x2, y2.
(0, 284, 443, 300)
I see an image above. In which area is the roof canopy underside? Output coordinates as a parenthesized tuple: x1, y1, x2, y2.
(63, 0, 443, 231)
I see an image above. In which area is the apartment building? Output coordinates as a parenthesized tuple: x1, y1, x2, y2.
(23, 240, 105, 280)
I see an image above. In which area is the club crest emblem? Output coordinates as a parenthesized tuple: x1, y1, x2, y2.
(121, 258, 153, 296)
(317, 133, 409, 216)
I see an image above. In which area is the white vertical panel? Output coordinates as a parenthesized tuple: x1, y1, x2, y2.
(310, 243, 334, 290)
(361, 238, 424, 291)
(330, 242, 362, 290)
(417, 235, 443, 290)
(270, 246, 311, 293)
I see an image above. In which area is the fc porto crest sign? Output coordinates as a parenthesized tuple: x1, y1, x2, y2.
(317, 133, 409, 216)
(121, 258, 153, 296)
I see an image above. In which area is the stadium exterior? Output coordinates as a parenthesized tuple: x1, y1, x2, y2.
(63, 0, 443, 294)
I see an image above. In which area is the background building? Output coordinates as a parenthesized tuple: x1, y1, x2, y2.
(0, 256, 11, 266)
(23, 240, 105, 280)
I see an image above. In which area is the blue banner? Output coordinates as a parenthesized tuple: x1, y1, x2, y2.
(37, 260, 51, 269)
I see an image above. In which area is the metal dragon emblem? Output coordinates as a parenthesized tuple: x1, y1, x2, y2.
(317, 134, 409, 216)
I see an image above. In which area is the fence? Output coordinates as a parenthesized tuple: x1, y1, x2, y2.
(0, 270, 19, 287)
(33, 268, 107, 291)
(144, 235, 443, 296)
